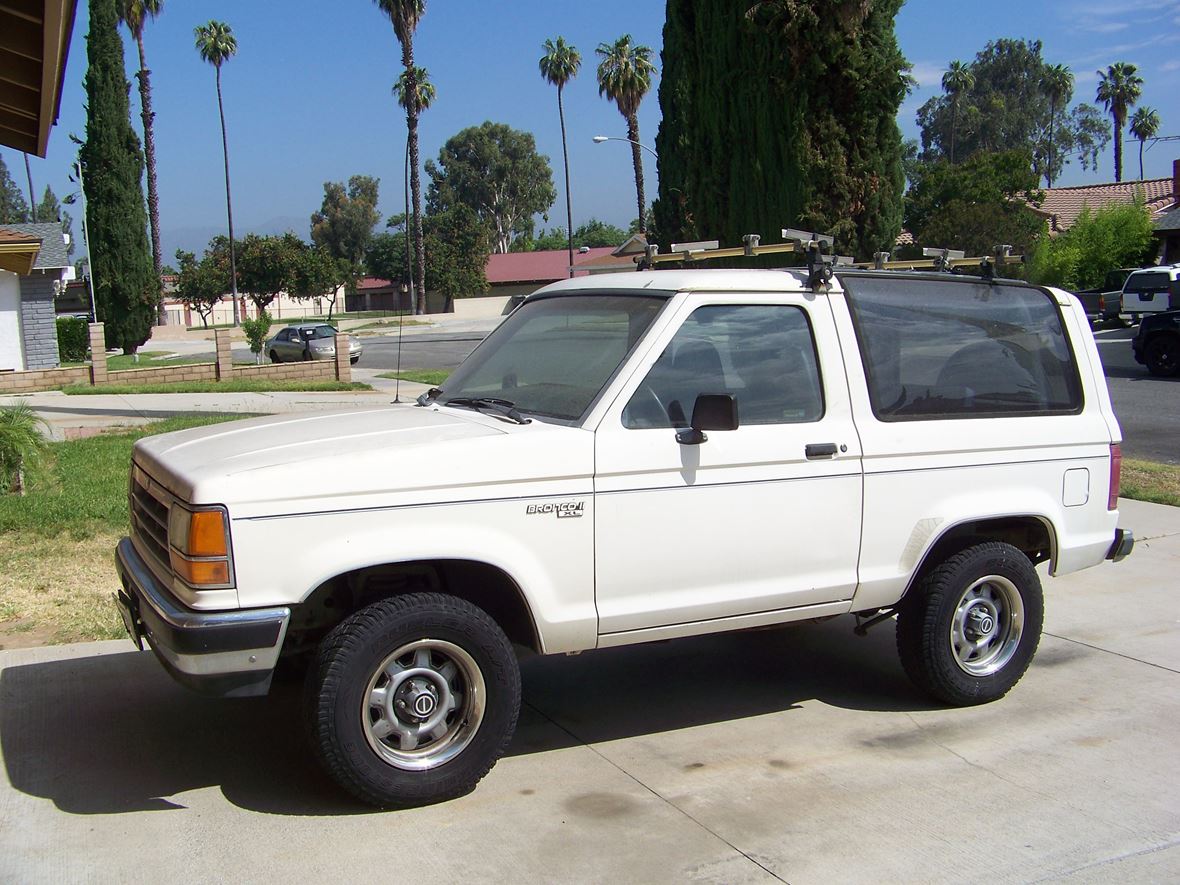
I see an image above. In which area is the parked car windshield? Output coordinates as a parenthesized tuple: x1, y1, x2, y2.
(436, 294, 667, 423)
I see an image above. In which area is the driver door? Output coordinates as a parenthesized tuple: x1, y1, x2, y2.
(593, 294, 863, 636)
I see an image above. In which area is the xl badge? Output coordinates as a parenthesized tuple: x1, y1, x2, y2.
(526, 501, 585, 519)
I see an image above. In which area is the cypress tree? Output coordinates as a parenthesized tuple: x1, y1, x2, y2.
(655, 0, 906, 260)
(79, 0, 154, 353)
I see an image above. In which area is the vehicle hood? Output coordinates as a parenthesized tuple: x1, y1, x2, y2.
(133, 405, 593, 516)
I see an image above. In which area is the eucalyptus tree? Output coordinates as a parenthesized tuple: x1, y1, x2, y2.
(393, 64, 435, 313)
(1129, 106, 1160, 181)
(1043, 63, 1072, 187)
(119, 0, 165, 324)
(1096, 62, 1144, 182)
(539, 36, 581, 275)
(941, 60, 974, 165)
(194, 20, 240, 324)
(596, 35, 656, 233)
(374, 0, 428, 312)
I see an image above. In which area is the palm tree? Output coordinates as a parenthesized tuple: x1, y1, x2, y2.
(194, 20, 240, 325)
(1042, 63, 1072, 187)
(0, 403, 48, 496)
(941, 60, 974, 165)
(375, 0, 427, 313)
(1096, 62, 1144, 183)
(596, 35, 656, 234)
(540, 37, 581, 276)
(394, 66, 435, 312)
(1129, 106, 1160, 181)
(120, 0, 165, 325)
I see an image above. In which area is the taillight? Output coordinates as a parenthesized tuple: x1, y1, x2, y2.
(1108, 443, 1122, 510)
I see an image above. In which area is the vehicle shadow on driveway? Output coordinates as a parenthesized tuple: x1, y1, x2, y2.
(0, 619, 932, 816)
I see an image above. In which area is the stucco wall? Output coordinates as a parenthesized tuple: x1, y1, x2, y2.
(0, 271, 22, 372)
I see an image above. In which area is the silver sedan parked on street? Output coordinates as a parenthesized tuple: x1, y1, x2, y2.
(266, 323, 362, 364)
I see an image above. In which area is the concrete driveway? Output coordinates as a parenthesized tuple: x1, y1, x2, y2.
(2, 499, 1178, 883)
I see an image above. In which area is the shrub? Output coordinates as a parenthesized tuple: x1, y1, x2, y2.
(56, 317, 90, 362)
(240, 310, 273, 364)
(0, 404, 50, 495)
(1029, 201, 1159, 291)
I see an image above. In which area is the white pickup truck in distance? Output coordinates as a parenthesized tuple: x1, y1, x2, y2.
(115, 268, 1133, 808)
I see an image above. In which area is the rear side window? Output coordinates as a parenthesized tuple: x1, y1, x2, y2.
(1125, 272, 1170, 293)
(843, 276, 1082, 420)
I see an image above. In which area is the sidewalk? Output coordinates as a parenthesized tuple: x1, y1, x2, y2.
(0, 370, 430, 440)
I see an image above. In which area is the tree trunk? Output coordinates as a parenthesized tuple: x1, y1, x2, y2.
(401, 39, 427, 315)
(136, 35, 165, 326)
(1046, 99, 1056, 188)
(1113, 112, 1124, 183)
(1138, 139, 1145, 181)
(215, 67, 240, 325)
(23, 154, 35, 222)
(558, 84, 574, 276)
(627, 113, 646, 233)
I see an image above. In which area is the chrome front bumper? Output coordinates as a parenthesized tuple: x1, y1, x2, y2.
(114, 537, 290, 697)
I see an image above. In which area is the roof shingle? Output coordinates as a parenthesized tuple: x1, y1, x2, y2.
(0, 222, 70, 269)
(1033, 177, 1175, 233)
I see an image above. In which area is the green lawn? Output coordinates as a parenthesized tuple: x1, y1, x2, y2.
(61, 379, 373, 395)
(0, 415, 246, 645)
(1122, 459, 1180, 508)
(375, 369, 451, 386)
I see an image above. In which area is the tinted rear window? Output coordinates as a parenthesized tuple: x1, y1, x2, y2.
(842, 276, 1082, 420)
(1125, 272, 1171, 292)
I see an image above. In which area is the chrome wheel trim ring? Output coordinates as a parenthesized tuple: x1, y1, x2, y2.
(950, 575, 1025, 677)
(361, 638, 486, 771)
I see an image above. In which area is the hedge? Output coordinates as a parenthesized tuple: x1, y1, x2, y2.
(56, 317, 89, 363)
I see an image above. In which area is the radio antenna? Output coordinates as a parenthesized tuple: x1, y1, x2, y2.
(393, 288, 405, 404)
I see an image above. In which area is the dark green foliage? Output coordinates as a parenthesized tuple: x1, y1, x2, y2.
(916, 39, 1109, 184)
(425, 121, 556, 254)
(512, 219, 628, 252)
(903, 151, 1047, 256)
(79, 0, 155, 354)
(0, 154, 30, 223)
(0, 404, 49, 495)
(56, 317, 90, 362)
(174, 247, 225, 327)
(655, 0, 906, 260)
(235, 232, 305, 312)
(310, 176, 381, 283)
(1029, 202, 1156, 291)
(293, 245, 350, 319)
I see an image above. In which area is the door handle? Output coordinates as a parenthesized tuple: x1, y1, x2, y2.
(805, 442, 838, 459)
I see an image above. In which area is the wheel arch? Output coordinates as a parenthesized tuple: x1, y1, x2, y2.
(898, 514, 1057, 606)
(286, 558, 542, 658)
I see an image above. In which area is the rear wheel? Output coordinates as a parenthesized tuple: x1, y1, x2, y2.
(896, 542, 1043, 706)
(269, 350, 280, 363)
(308, 593, 520, 808)
(1144, 335, 1180, 377)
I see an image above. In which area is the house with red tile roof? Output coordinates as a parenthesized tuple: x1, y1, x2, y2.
(1030, 162, 1177, 236)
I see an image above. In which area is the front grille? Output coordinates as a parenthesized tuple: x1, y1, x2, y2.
(130, 464, 174, 579)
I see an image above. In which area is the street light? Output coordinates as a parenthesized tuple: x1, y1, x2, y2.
(592, 135, 658, 160)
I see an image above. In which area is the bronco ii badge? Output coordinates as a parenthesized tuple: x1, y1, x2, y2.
(526, 501, 585, 518)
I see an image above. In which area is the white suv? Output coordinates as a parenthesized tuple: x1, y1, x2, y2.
(1121, 264, 1180, 319)
(115, 268, 1133, 807)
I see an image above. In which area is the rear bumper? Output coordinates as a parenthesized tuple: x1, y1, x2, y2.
(1106, 528, 1134, 563)
(114, 537, 290, 697)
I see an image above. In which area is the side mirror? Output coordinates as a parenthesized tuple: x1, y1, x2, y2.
(676, 394, 738, 445)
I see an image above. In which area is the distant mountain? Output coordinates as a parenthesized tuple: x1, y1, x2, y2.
(161, 215, 309, 265)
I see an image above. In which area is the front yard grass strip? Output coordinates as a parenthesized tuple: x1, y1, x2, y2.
(1121, 458, 1180, 508)
(61, 379, 373, 395)
(375, 369, 451, 386)
(0, 414, 245, 645)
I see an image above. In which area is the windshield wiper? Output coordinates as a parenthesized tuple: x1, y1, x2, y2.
(442, 397, 531, 425)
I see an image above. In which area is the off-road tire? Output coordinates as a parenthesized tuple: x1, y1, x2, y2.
(896, 542, 1043, 706)
(307, 593, 521, 808)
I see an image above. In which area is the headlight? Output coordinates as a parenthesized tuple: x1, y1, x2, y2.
(168, 504, 233, 588)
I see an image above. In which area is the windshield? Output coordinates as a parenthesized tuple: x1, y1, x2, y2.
(302, 325, 336, 340)
(436, 294, 666, 422)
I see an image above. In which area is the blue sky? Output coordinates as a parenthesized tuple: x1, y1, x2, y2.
(5, 0, 1177, 260)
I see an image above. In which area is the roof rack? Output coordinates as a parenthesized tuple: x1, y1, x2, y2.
(636, 232, 1024, 287)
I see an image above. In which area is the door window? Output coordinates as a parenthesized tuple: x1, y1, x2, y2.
(622, 304, 824, 429)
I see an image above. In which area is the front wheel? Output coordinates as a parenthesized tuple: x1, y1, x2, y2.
(269, 350, 280, 363)
(1145, 336, 1180, 377)
(308, 593, 520, 808)
(896, 542, 1043, 706)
